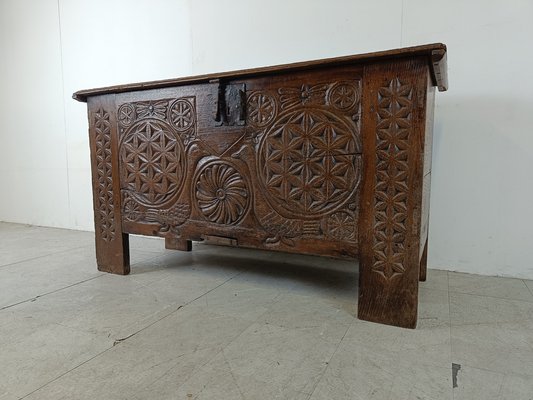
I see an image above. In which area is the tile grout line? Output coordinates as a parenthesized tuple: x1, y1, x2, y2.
(523, 279, 533, 298)
(164, 274, 358, 398)
(141, 319, 256, 397)
(165, 287, 291, 397)
(19, 341, 115, 400)
(18, 271, 243, 399)
(112, 270, 244, 345)
(0, 252, 162, 312)
(305, 320, 353, 399)
(160, 276, 308, 396)
(448, 289, 533, 305)
(0, 244, 92, 270)
(456, 361, 533, 379)
(221, 351, 246, 400)
(0, 274, 103, 312)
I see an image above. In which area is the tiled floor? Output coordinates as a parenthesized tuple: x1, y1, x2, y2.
(1, 222, 532, 400)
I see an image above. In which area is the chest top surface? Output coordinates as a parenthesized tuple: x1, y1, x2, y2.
(73, 43, 447, 102)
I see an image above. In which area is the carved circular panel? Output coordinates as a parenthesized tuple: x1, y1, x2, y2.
(118, 103, 136, 128)
(194, 160, 250, 225)
(258, 108, 360, 218)
(168, 98, 195, 132)
(247, 91, 276, 127)
(123, 198, 141, 221)
(327, 82, 359, 111)
(327, 211, 356, 241)
(120, 119, 185, 206)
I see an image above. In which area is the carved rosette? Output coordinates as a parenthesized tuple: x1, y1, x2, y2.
(194, 161, 250, 225)
(327, 211, 356, 241)
(372, 78, 413, 280)
(123, 198, 141, 222)
(94, 108, 115, 242)
(117, 103, 136, 128)
(118, 97, 197, 146)
(327, 82, 359, 111)
(247, 91, 277, 127)
(168, 98, 195, 133)
(258, 108, 361, 218)
(120, 119, 186, 207)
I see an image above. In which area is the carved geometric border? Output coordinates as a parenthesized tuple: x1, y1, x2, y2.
(118, 97, 197, 146)
(94, 108, 115, 242)
(372, 78, 413, 280)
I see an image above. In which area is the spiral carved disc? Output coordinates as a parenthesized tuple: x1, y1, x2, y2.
(194, 161, 250, 225)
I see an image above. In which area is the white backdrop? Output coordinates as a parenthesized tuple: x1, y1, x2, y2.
(1, 0, 532, 279)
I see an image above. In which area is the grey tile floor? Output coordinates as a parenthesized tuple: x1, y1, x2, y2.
(1, 222, 532, 400)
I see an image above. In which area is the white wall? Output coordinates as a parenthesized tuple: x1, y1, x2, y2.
(0, 0, 192, 230)
(1, 0, 532, 279)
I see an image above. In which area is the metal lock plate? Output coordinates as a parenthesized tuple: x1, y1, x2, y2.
(213, 81, 246, 126)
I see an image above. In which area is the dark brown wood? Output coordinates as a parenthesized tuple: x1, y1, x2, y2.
(357, 58, 429, 328)
(87, 95, 130, 274)
(420, 238, 428, 282)
(419, 82, 436, 283)
(77, 44, 447, 328)
(165, 237, 192, 251)
(73, 43, 447, 102)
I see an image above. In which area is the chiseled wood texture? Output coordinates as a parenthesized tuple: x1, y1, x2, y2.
(112, 67, 363, 260)
(87, 95, 130, 274)
(79, 44, 447, 328)
(420, 81, 436, 283)
(357, 58, 430, 328)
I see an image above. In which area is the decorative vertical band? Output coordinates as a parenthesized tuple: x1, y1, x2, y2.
(372, 78, 413, 279)
(94, 108, 115, 242)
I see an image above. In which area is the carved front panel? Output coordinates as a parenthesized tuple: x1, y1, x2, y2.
(117, 97, 194, 234)
(249, 79, 362, 251)
(117, 67, 363, 259)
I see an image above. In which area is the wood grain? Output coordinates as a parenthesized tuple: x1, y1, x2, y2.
(74, 43, 447, 102)
(357, 58, 429, 328)
(79, 44, 447, 328)
(87, 95, 130, 274)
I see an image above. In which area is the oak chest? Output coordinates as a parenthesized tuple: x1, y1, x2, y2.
(74, 43, 448, 328)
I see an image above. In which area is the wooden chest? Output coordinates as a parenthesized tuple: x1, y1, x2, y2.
(74, 43, 448, 328)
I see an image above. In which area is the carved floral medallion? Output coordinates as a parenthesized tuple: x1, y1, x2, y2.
(258, 108, 361, 218)
(194, 161, 250, 225)
(120, 119, 186, 207)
